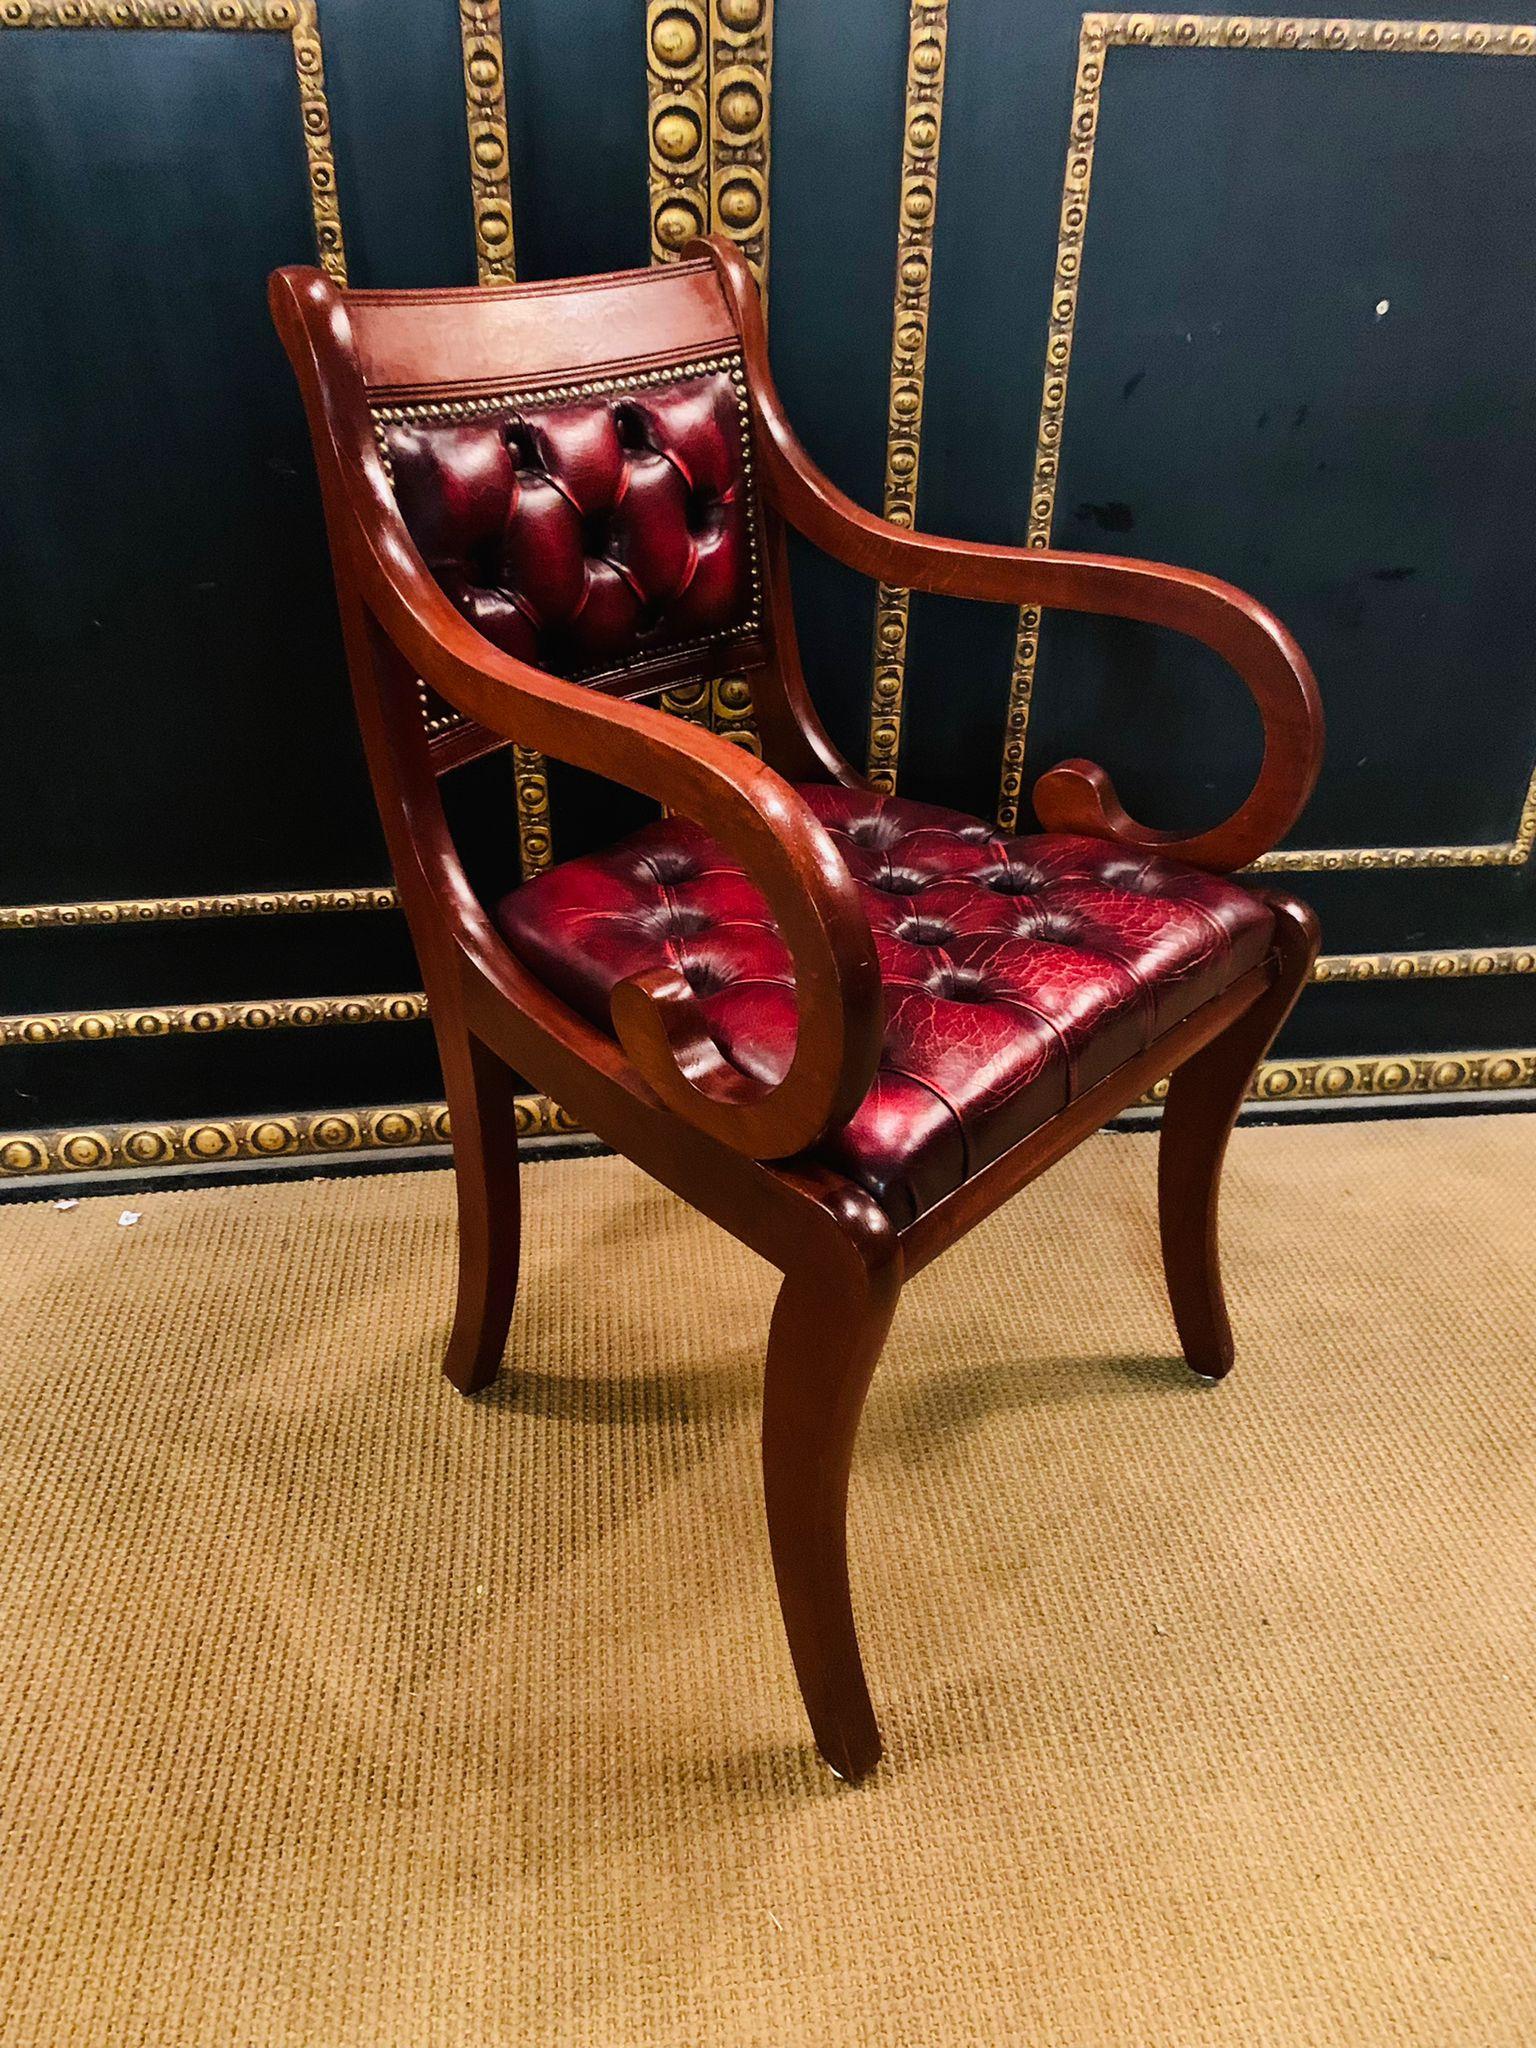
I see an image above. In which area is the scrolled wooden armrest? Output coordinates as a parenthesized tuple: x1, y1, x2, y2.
(360, 522, 883, 1163)
(699, 237, 1324, 875)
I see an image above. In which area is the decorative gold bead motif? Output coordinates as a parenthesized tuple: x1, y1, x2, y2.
(998, 10, 1536, 862)
(717, 81, 762, 133)
(866, 1, 949, 795)
(654, 107, 703, 162)
(651, 7, 700, 65)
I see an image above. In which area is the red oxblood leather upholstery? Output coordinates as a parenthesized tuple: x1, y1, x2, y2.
(380, 367, 755, 678)
(496, 784, 1276, 1225)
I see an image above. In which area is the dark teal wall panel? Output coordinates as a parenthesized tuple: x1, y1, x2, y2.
(0, 28, 377, 913)
(1033, 44, 1536, 855)
(768, 0, 908, 771)
(324, 0, 478, 287)
(501, 0, 648, 280)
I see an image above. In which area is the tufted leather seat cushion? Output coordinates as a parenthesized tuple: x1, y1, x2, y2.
(379, 366, 757, 679)
(495, 785, 1276, 1225)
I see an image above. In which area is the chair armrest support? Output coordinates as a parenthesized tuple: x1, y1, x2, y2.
(699, 238, 1324, 875)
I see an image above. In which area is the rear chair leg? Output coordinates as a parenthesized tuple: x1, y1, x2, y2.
(440, 1027, 523, 1395)
(761, 1192, 902, 1780)
(1157, 895, 1320, 1380)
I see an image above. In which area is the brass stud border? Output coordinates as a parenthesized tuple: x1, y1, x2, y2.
(1, 991, 427, 1049)
(997, 10, 1536, 874)
(867, 0, 950, 794)
(4, 1044, 1530, 1177)
(0, 0, 346, 283)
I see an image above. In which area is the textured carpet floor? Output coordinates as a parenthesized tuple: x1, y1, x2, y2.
(1, 1116, 1533, 2047)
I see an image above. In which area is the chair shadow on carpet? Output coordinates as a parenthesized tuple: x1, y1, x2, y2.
(858, 1345, 1206, 1470)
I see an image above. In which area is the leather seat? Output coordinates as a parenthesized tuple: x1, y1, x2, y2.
(496, 784, 1276, 1224)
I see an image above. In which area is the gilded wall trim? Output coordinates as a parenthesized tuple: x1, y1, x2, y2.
(5, 942, 1531, 1055)
(1311, 944, 1535, 983)
(1223, 1045, 1534, 1104)
(1, 991, 426, 1050)
(455, 5, 555, 875)
(997, 10, 1536, 871)
(0, 885, 398, 930)
(1, 0, 346, 283)
(4, 1046, 1530, 1177)
(648, 3, 772, 750)
(0, 1093, 579, 1179)
(459, 0, 515, 284)
(708, 0, 773, 293)
(866, 0, 950, 794)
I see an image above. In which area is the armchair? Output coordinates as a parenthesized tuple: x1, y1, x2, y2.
(271, 238, 1322, 1780)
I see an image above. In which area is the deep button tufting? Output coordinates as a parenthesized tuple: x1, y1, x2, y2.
(383, 368, 756, 679)
(894, 917, 956, 947)
(642, 851, 700, 885)
(610, 401, 650, 451)
(932, 966, 1003, 1004)
(980, 863, 1042, 895)
(495, 783, 1277, 1227)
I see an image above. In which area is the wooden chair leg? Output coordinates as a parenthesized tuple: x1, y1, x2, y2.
(440, 1027, 523, 1395)
(761, 1193, 902, 1780)
(1157, 895, 1320, 1380)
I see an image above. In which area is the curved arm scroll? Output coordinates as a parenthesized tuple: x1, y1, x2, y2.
(269, 265, 883, 1164)
(698, 238, 1324, 875)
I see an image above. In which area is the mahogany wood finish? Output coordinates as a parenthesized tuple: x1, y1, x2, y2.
(271, 239, 1324, 1780)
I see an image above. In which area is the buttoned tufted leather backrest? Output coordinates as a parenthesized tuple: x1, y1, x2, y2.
(374, 358, 760, 693)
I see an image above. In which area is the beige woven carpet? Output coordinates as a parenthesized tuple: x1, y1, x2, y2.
(2, 1116, 1533, 2047)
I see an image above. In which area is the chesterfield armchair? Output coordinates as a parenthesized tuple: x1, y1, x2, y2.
(272, 240, 1323, 1779)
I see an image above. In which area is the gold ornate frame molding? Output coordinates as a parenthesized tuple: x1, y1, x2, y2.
(1, 0, 346, 278)
(866, 1, 950, 792)
(458, 0, 515, 282)
(646, 0, 773, 755)
(3, 943, 1529, 1056)
(4, 1040, 1531, 1180)
(0, 1093, 579, 1179)
(997, 10, 1536, 873)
